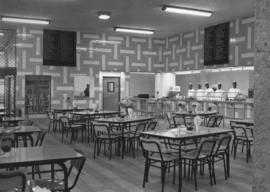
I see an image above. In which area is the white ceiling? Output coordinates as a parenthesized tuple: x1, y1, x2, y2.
(0, 0, 255, 37)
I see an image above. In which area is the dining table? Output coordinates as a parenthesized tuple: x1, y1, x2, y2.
(0, 125, 40, 146)
(72, 110, 120, 141)
(0, 145, 85, 192)
(140, 127, 233, 192)
(95, 115, 154, 158)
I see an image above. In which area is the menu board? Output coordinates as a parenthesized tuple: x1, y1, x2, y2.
(43, 29, 76, 67)
(204, 22, 229, 66)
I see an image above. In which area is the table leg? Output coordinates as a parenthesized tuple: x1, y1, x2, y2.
(121, 123, 125, 159)
(227, 149, 230, 177)
(178, 140, 183, 192)
(56, 162, 69, 192)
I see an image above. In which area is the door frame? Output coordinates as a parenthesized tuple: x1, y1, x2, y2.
(102, 76, 120, 111)
(99, 72, 125, 110)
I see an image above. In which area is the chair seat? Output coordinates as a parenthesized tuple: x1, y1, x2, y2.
(31, 179, 64, 191)
(149, 153, 179, 162)
(97, 134, 120, 139)
(181, 151, 207, 160)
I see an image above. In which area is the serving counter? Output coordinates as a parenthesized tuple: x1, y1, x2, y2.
(130, 97, 254, 121)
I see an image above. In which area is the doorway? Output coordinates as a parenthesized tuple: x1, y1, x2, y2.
(103, 77, 120, 111)
(25, 75, 51, 114)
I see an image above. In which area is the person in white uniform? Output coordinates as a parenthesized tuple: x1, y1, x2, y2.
(214, 83, 225, 101)
(196, 84, 204, 101)
(187, 83, 196, 99)
(228, 82, 241, 100)
(204, 82, 214, 100)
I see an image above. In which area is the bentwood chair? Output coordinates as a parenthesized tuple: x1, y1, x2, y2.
(165, 112, 175, 128)
(139, 137, 179, 192)
(60, 116, 86, 144)
(124, 122, 148, 157)
(182, 138, 217, 191)
(0, 170, 27, 192)
(93, 123, 121, 160)
(231, 125, 253, 163)
(145, 121, 158, 131)
(212, 134, 232, 183)
(30, 151, 86, 192)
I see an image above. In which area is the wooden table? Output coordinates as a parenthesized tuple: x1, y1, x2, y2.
(72, 110, 120, 142)
(140, 127, 233, 192)
(95, 116, 153, 159)
(2, 117, 25, 126)
(0, 145, 84, 192)
(230, 119, 254, 126)
(0, 125, 40, 146)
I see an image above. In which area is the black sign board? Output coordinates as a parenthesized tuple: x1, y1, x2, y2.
(43, 29, 76, 67)
(204, 22, 229, 66)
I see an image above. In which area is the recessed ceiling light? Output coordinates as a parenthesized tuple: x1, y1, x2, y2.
(162, 5, 212, 17)
(114, 27, 154, 35)
(1, 16, 50, 25)
(0, 33, 4, 36)
(98, 11, 111, 20)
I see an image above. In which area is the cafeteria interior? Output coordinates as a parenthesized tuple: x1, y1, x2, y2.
(0, 0, 269, 191)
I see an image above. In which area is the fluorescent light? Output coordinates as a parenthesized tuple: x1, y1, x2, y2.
(0, 33, 4, 36)
(98, 11, 111, 20)
(231, 67, 243, 71)
(192, 70, 201, 74)
(175, 71, 192, 75)
(211, 69, 220, 72)
(162, 6, 212, 17)
(114, 27, 154, 35)
(220, 67, 231, 72)
(1, 16, 50, 25)
(243, 66, 254, 71)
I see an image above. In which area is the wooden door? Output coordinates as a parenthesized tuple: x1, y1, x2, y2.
(103, 77, 120, 111)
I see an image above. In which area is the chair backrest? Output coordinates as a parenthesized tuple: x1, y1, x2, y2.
(0, 171, 26, 192)
(231, 125, 247, 138)
(93, 124, 109, 138)
(134, 122, 148, 135)
(214, 134, 232, 154)
(165, 112, 175, 127)
(146, 121, 157, 131)
(67, 149, 86, 190)
(183, 115, 195, 127)
(35, 131, 46, 146)
(206, 115, 216, 127)
(60, 116, 70, 127)
(173, 115, 185, 127)
(215, 115, 223, 127)
(139, 137, 163, 161)
(47, 111, 54, 120)
(196, 138, 216, 158)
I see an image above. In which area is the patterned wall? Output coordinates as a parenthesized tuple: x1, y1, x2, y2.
(15, 15, 254, 112)
(15, 27, 165, 110)
(163, 16, 255, 72)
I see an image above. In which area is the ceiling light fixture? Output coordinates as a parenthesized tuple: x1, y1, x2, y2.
(0, 33, 4, 36)
(1, 16, 50, 25)
(162, 5, 212, 17)
(114, 27, 154, 35)
(98, 11, 111, 20)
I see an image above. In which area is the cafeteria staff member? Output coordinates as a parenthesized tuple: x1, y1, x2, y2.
(214, 83, 225, 101)
(204, 82, 213, 100)
(196, 84, 204, 100)
(187, 83, 196, 98)
(228, 81, 241, 100)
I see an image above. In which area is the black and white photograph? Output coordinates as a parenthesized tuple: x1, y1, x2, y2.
(0, 0, 267, 191)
